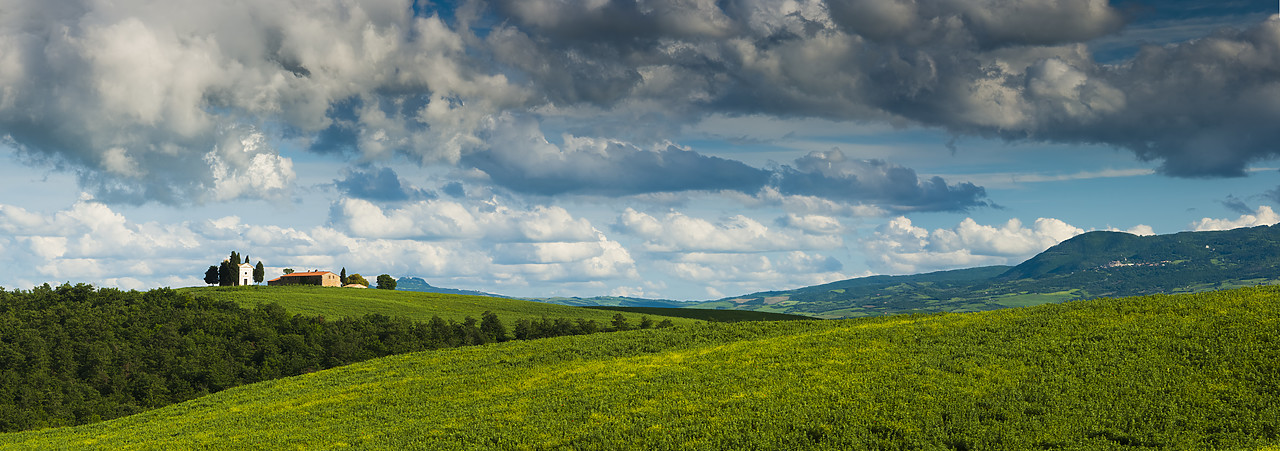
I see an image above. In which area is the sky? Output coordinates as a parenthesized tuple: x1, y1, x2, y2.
(0, 0, 1278, 300)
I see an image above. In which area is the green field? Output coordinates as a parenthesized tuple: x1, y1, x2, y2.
(180, 286, 699, 327)
(6, 286, 1278, 449)
(585, 306, 816, 322)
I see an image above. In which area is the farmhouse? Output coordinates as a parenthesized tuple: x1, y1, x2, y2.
(268, 271, 341, 287)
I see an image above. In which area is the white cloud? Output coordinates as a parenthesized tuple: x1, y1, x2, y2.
(1106, 224, 1156, 236)
(0, 0, 529, 204)
(777, 214, 845, 235)
(0, 197, 638, 292)
(732, 187, 889, 217)
(656, 250, 847, 295)
(863, 216, 1086, 274)
(1190, 206, 1280, 231)
(615, 208, 842, 253)
(330, 197, 597, 242)
(205, 129, 296, 202)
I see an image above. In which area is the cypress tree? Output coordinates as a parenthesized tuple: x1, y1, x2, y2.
(253, 261, 265, 284)
(340, 267, 347, 285)
(218, 261, 231, 286)
(204, 266, 219, 286)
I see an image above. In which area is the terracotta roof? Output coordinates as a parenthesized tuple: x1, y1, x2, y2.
(278, 271, 335, 277)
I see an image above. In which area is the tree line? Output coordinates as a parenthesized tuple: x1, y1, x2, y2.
(0, 284, 668, 432)
(203, 251, 264, 286)
(202, 252, 399, 290)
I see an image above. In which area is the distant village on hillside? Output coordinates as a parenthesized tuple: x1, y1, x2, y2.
(202, 251, 397, 290)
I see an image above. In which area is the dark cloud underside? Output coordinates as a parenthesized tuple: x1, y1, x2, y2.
(0, 0, 1276, 207)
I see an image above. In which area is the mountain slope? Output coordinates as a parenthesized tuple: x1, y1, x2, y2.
(702, 224, 1280, 318)
(1001, 225, 1280, 280)
(5, 286, 1278, 449)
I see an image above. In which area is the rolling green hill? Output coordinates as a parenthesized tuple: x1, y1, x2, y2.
(5, 286, 1278, 449)
(701, 224, 1280, 318)
(585, 306, 816, 322)
(180, 285, 699, 327)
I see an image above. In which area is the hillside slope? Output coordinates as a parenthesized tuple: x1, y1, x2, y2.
(7, 286, 1278, 449)
(705, 224, 1280, 318)
(180, 286, 700, 326)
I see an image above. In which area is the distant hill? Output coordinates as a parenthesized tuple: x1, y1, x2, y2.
(528, 295, 691, 308)
(695, 224, 1280, 318)
(394, 277, 512, 298)
(1000, 225, 1280, 281)
(10, 286, 1278, 448)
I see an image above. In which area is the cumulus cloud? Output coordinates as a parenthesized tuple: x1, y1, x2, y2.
(481, 0, 1280, 178)
(774, 149, 990, 212)
(465, 121, 987, 212)
(657, 251, 847, 296)
(862, 215, 1085, 273)
(1190, 206, 1280, 231)
(463, 120, 770, 196)
(6, 0, 1270, 211)
(614, 208, 843, 253)
(0, 196, 638, 291)
(334, 167, 434, 202)
(330, 197, 599, 242)
(0, 198, 204, 288)
(0, 0, 526, 204)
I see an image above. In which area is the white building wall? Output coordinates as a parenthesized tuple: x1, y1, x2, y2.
(238, 263, 253, 286)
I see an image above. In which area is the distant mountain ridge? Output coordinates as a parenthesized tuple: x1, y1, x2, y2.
(693, 224, 1280, 318)
(392, 278, 690, 309)
(397, 225, 1280, 319)
(394, 277, 512, 298)
(523, 296, 691, 308)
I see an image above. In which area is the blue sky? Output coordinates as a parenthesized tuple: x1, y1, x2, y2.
(1, 0, 1278, 300)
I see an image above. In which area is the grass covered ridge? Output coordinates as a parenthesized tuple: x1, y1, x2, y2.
(180, 285, 699, 327)
(6, 286, 1280, 449)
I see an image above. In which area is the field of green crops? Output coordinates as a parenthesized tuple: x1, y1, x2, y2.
(179, 285, 699, 326)
(6, 286, 1279, 449)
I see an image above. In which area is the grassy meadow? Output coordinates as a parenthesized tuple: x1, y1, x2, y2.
(4, 285, 1278, 449)
(180, 285, 700, 327)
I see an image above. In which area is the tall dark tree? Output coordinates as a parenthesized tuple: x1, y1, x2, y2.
(204, 266, 219, 286)
(376, 274, 396, 290)
(253, 261, 265, 285)
(230, 251, 240, 266)
(218, 261, 232, 286)
(340, 267, 348, 285)
(611, 313, 631, 331)
(480, 311, 507, 342)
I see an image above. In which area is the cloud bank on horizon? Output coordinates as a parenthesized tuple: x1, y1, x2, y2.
(1, 0, 1278, 298)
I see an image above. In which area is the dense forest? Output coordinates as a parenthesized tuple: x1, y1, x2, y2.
(0, 284, 661, 432)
